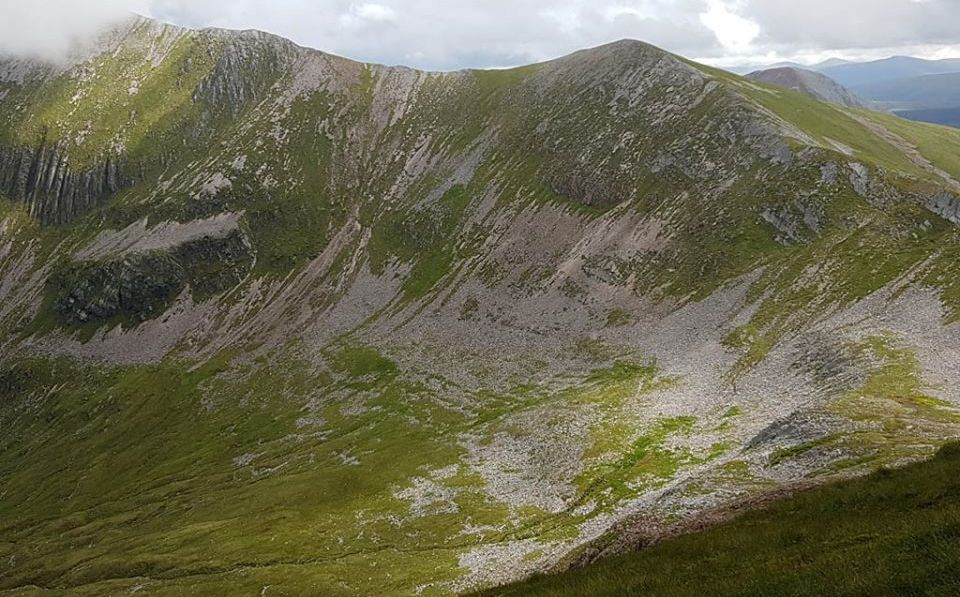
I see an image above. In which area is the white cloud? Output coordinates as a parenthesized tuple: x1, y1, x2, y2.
(699, 0, 759, 53)
(354, 3, 397, 21)
(0, 0, 134, 61)
(340, 2, 398, 29)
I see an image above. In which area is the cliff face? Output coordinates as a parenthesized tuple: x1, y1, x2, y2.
(2, 19, 960, 597)
(51, 228, 252, 325)
(0, 139, 126, 225)
(192, 30, 299, 112)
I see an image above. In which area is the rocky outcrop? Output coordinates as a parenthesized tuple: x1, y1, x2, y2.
(193, 30, 298, 114)
(0, 139, 128, 226)
(848, 161, 960, 223)
(924, 190, 960, 224)
(50, 229, 252, 325)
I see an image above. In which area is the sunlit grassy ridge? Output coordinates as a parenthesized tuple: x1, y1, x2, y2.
(0, 23, 218, 168)
(696, 61, 960, 184)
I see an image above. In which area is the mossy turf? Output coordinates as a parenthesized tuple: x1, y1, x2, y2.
(0, 348, 688, 595)
(479, 442, 960, 597)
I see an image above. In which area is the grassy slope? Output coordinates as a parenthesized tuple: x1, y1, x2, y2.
(867, 111, 960, 181)
(690, 62, 960, 345)
(480, 442, 960, 597)
(0, 348, 697, 595)
(0, 22, 220, 169)
(3, 33, 960, 596)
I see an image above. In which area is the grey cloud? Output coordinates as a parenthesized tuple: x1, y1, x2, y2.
(142, 0, 720, 70)
(744, 0, 960, 52)
(2, 0, 959, 70)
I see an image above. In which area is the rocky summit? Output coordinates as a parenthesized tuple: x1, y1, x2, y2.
(2, 16, 960, 596)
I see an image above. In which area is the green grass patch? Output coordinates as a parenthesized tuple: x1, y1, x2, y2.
(605, 308, 633, 327)
(328, 344, 398, 380)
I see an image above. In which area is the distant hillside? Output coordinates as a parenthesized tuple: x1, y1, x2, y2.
(747, 66, 871, 108)
(727, 61, 805, 75)
(821, 55, 960, 88)
(897, 107, 960, 128)
(856, 71, 960, 111)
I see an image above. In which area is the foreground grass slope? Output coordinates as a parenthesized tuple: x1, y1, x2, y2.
(483, 443, 960, 597)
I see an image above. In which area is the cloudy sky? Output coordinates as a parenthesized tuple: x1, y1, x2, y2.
(2, 0, 960, 70)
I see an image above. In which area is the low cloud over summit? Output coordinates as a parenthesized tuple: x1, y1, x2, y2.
(3, 0, 960, 70)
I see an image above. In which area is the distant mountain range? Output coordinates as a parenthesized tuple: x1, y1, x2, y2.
(732, 56, 960, 128)
(820, 56, 960, 88)
(854, 71, 960, 128)
(856, 71, 960, 110)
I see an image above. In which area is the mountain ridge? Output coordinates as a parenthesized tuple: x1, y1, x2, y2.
(821, 55, 960, 88)
(2, 17, 960, 595)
